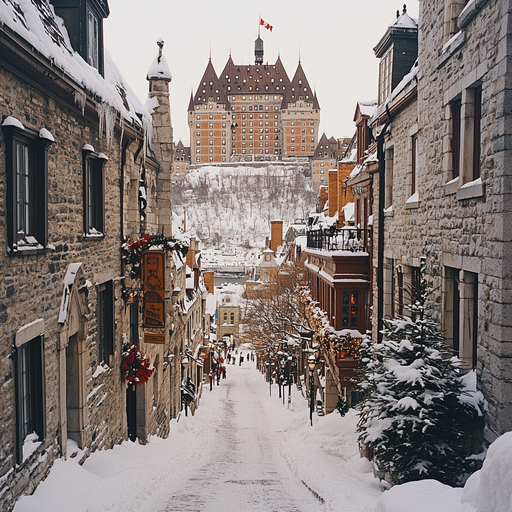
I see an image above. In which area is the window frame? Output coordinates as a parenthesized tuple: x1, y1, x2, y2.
(97, 281, 115, 365)
(2, 124, 51, 253)
(15, 335, 46, 464)
(83, 148, 106, 238)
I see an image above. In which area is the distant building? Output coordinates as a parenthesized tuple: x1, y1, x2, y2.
(188, 36, 320, 163)
(310, 134, 347, 191)
(172, 140, 190, 181)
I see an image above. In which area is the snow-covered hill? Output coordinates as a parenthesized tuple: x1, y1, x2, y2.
(172, 162, 316, 264)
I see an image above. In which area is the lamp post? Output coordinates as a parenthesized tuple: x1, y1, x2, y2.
(308, 355, 316, 426)
(287, 355, 292, 408)
(280, 360, 286, 404)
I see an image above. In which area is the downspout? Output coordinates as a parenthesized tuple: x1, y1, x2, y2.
(376, 107, 393, 342)
(120, 136, 136, 309)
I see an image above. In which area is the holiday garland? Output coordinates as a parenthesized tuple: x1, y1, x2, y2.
(298, 287, 362, 360)
(121, 339, 154, 386)
(121, 233, 188, 279)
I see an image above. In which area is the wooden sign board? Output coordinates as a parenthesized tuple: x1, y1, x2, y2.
(142, 251, 165, 327)
(144, 332, 165, 344)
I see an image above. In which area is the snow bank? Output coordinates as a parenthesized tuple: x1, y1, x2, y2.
(462, 431, 512, 512)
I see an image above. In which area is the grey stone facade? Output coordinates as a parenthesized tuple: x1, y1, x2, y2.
(367, 0, 512, 444)
(0, 3, 190, 510)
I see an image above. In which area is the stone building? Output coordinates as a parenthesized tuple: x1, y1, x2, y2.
(0, 1, 185, 509)
(349, 1, 512, 446)
(188, 36, 320, 163)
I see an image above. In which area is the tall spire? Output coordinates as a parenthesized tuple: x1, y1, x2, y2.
(255, 33, 263, 65)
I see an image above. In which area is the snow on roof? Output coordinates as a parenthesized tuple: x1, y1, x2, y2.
(0, 0, 151, 129)
(342, 202, 355, 223)
(358, 100, 378, 118)
(371, 61, 419, 123)
(341, 147, 357, 163)
(389, 11, 418, 30)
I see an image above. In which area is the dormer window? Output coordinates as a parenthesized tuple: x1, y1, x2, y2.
(379, 47, 393, 104)
(87, 7, 99, 69)
(52, 0, 109, 76)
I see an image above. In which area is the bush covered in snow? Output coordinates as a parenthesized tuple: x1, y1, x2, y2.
(357, 259, 484, 486)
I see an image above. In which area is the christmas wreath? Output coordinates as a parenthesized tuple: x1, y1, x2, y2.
(121, 339, 154, 386)
(121, 233, 188, 279)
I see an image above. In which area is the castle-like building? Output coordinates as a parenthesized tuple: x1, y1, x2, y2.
(188, 37, 320, 163)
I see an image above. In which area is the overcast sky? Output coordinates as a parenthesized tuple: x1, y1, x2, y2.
(105, 1, 419, 143)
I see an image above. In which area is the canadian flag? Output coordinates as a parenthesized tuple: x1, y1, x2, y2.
(260, 18, 273, 32)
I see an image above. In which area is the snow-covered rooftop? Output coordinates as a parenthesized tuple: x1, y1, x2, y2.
(0, 0, 151, 129)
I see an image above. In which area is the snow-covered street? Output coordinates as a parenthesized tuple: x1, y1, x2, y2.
(13, 357, 382, 512)
(12, 356, 511, 512)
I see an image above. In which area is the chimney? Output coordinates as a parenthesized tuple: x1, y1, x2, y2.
(203, 271, 215, 294)
(319, 186, 328, 211)
(270, 220, 284, 255)
(328, 169, 338, 219)
(186, 237, 196, 268)
(147, 39, 174, 236)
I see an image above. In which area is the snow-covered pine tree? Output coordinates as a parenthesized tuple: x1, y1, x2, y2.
(357, 258, 482, 486)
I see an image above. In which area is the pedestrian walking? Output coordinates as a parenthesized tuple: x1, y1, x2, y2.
(222, 367, 226, 379)
(239, 355, 244, 366)
(227, 353, 231, 364)
(232, 357, 236, 365)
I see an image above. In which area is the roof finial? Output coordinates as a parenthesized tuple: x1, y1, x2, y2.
(403, 4, 407, 14)
(396, 10, 400, 18)
(157, 39, 164, 63)
(209, 37, 211, 61)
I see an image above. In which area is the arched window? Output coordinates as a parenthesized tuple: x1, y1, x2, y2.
(262, 272, 269, 283)
(230, 312, 234, 324)
(223, 312, 227, 324)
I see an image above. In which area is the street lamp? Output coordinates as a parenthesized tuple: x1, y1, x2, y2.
(287, 355, 293, 408)
(308, 355, 316, 426)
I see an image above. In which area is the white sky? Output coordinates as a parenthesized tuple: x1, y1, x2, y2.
(105, 1, 419, 143)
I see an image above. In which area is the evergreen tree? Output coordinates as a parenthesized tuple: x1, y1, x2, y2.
(357, 259, 482, 486)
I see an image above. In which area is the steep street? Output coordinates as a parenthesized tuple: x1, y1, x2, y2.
(13, 358, 382, 512)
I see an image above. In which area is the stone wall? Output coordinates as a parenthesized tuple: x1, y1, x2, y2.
(376, 0, 512, 442)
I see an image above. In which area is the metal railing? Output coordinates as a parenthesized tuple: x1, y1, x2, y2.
(306, 227, 371, 252)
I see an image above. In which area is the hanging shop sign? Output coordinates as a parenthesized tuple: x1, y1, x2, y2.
(142, 251, 165, 327)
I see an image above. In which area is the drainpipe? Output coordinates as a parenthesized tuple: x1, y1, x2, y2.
(376, 108, 392, 343)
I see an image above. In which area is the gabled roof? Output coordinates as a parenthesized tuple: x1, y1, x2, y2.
(353, 100, 378, 123)
(312, 133, 342, 160)
(191, 59, 230, 109)
(284, 61, 315, 107)
(175, 140, 190, 162)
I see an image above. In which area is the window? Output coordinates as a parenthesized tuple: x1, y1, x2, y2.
(130, 296, 139, 345)
(83, 149, 106, 236)
(341, 291, 359, 328)
(2, 122, 52, 252)
(97, 281, 114, 365)
(472, 85, 482, 180)
(230, 312, 234, 324)
(223, 312, 227, 324)
(451, 98, 462, 179)
(385, 148, 394, 208)
(87, 8, 99, 70)
(411, 135, 418, 195)
(378, 47, 393, 104)
(15, 333, 45, 463)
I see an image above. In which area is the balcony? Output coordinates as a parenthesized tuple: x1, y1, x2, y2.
(306, 226, 371, 253)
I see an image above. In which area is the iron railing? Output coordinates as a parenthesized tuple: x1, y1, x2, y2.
(306, 227, 371, 252)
